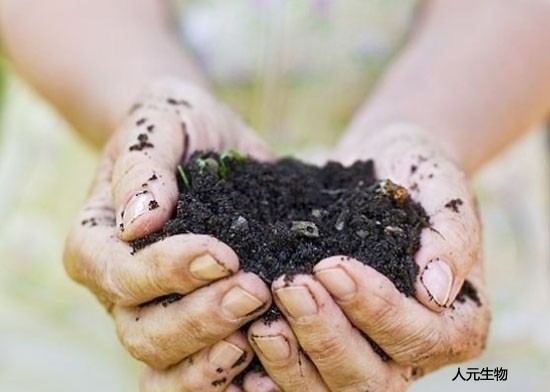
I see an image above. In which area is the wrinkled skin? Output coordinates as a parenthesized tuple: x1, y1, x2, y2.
(65, 85, 490, 391)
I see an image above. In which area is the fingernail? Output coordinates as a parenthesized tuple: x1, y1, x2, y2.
(253, 335, 290, 362)
(208, 340, 245, 369)
(422, 259, 453, 306)
(221, 287, 264, 319)
(275, 286, 318, 318)
(122, 191, 155, 227)
(189, 254, 229, 280)
(315, 267, 356, 300)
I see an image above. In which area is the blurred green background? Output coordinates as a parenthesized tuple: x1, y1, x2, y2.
(0, 62, 548, 391)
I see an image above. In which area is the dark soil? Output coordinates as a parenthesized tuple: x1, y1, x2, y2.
(131, 151, 481, 380)
(133, 152, 431, 296)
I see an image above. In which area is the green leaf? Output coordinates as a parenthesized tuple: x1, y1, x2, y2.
(177, 165, 190, 189)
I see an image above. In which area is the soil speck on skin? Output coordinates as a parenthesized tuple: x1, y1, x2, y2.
(445, 198, 464, 213)
(148, 174, 158, 181)
(148, 200, 159, 210)
(129, 133, 154, 151)
(81, 218, 98, 227)
(211, 378, 226, 387)
(455, 280, 481, 306)
(232, 351, 248, 368)
(139, 293, 183, 309)
(129, 103, 143, 114)
(136, 118, 146, 126)
(147, 124, 155, 133)
(167, 97, 191, 107)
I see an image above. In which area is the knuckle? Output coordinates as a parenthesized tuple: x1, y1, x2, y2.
(100, 259, 131, 304)
(360, 288, 403, 334)
(306, 332, 348, 365)
(106, 260, 165, 306)
(121, 324, 169, 369)
(183, 310, 221, 344)
(138, 247, 177, 289)
(391, 326, 444, 366)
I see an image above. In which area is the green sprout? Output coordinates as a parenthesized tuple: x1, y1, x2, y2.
(218, 149, 247, 180)
(195, 157, 207, 172)
(220, 149, 247, 162)
(177, 164, 190, 189)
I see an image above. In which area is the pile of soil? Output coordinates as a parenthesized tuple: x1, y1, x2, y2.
(132, 151, 480, 380)
(133, 151, 431, 299)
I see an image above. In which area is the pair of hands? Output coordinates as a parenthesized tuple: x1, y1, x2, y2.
(64, 80, 490, 391)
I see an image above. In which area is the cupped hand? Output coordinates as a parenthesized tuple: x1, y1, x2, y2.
(334, 123, 483, 312)
(242, 260, 488, 391)
(63, 79, 273, 388)
(241, 123, 489, 391)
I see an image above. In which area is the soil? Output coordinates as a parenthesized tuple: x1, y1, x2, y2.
(131, 151, 481, 380)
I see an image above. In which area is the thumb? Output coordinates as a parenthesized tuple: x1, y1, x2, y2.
(110, 80, 272, 242)
(412, 164, 481, 311)
(339, 123, 482, 312)
(110, 105, 185, 242)
(375, 128, 481, 312)
(110, 81, 225, 241)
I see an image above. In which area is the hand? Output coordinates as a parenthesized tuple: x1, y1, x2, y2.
(240, 124, 490, 390)
(242, 261, 488, 391)
(334, 122, 482, 312)
(63, 79, 272, 389)
(140, 332, 254, 391)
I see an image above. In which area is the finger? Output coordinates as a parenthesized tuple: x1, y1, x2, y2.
(111, 106, 186, 241)
(236, 131, 274, 162)
(114, 271, 271, 369)
(140, 332, 253, 392)
(247, 319, 328, 392)
(66, 224, 239, 306)
(404, 155, 480, 311)
(272, 275, 400, 391)
(314, 256, 490, 368)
